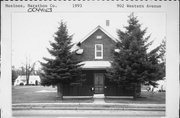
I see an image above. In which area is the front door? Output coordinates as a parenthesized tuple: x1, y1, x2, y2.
(94, 73, 104, 94)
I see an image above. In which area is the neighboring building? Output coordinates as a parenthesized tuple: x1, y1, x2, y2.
(73, 26, 119, 94)
(14, 75, 41, 86)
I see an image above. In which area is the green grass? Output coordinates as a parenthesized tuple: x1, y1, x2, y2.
(12, 86, 165, 104)
(12, 86, 93, 104)
(105, 86, 165, 104)
(105, 91, 165, 104)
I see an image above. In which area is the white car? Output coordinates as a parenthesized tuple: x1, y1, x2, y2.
(14, 75, 41, 86)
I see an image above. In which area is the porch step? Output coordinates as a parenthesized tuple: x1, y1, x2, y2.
(93, 94, 105, 98)
(93, 94, 105, 103)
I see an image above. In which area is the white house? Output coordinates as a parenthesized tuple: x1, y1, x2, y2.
(14, 75, 41, 86)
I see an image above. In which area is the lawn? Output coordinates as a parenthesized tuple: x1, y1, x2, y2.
(12, 86, 93, 104)
(105, 86, 165, 104)
(12, 86, 165, 104)
(105, 91, 165, 104)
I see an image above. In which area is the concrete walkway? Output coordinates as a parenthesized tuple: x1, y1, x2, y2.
(93, 94, 105, 104)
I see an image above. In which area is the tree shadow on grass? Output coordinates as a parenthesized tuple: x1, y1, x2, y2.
(105, 91, 165, 104)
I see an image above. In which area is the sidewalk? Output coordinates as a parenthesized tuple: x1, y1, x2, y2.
(12, 102, 165, 111)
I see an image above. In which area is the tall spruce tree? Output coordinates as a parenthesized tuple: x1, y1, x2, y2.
(107, 13, 165, 94)
(159, 39, 166, 63)
(40, 21, 83, 99)
(159, 39, 166, 80)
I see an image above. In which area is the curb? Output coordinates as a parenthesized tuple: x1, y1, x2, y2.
(13, 107, 165, 111)
(12, 103, 166, 107)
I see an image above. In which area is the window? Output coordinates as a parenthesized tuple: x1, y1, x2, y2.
(96, 35, 102, 39)
(95, 44, 103, 59)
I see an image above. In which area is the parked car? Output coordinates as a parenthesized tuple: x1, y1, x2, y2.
(14, 75, 41, 86)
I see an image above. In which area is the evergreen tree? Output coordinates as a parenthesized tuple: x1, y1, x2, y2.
(107, 13, 165, 94)
(40, 21, 83, 99)
(12, 66, 18, 85)
(159, 39, 166, 63)
(158, 39, 166, 80)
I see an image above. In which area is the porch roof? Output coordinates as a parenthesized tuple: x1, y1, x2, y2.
(79, 61, 111, 70)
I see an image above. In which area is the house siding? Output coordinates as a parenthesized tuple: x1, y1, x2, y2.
(63, 26, 137, 97)
(76, 29, 116, 61)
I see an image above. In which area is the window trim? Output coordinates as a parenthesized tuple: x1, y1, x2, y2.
(95, 44, 103, 59)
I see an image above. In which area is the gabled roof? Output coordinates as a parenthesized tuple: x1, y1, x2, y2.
(78, 25, 118, 44)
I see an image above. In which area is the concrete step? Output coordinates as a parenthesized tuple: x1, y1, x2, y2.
(93, 94, 105, 103)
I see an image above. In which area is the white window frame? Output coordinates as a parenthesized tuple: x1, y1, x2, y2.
(95, 44, 103, 59)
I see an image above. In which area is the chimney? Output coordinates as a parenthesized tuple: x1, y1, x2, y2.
(106, 20, 110, 27)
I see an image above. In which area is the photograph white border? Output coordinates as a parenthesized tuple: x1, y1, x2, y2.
(1, 1, 179, 118)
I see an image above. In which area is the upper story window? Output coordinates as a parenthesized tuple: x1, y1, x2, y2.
(95, 44, 103, 59)
(96, 35, 102, 39)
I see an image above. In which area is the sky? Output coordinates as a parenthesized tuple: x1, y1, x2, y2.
(12, 12, 166, 70)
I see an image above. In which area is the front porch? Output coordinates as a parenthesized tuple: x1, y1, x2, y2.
(63, 61, 139, 98)
(63, 69, 138, 98)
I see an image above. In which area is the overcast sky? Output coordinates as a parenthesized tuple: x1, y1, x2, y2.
(12, 12, 166, 69)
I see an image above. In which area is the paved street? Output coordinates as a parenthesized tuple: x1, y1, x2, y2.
(13, 110, 165, 118)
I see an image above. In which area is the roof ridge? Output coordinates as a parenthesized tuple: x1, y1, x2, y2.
(78, 25, 118, 44)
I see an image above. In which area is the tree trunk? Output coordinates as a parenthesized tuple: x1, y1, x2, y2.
(137, 83, 141, 97)
(26, 76, 29, 85)
(57, 83, 63, 100)
(133, 83, 137, 99)
(133, 83, 141, 99)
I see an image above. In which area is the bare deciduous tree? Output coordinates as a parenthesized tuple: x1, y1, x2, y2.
(25, 62, 36, 85)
